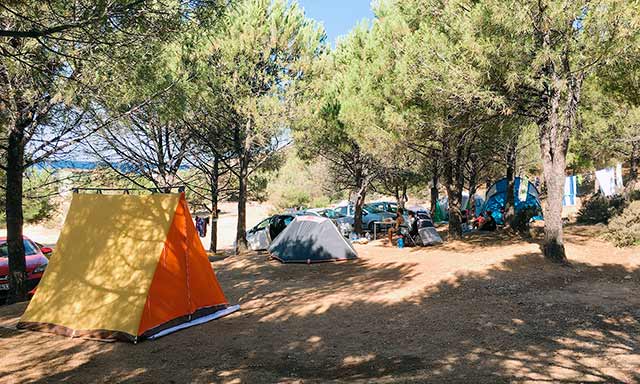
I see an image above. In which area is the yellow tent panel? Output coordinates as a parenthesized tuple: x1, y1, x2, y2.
(20, 194, 179, 337)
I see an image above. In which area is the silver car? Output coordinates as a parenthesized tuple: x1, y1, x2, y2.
(304, 208, 353, 237)
(334, 204, 396, 232)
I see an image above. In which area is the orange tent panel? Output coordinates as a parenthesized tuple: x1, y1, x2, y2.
(138, 196, 228, 337)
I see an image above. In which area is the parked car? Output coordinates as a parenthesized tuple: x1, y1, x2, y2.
(334, 204, 396, 232)
(369, 201, 417, 221)
(0, 236, 50, 299)
(34, 242, 54, 257)
(366, 201, 400, 214)
(246, 214, 295, 251)
(304, 208, 354, 237)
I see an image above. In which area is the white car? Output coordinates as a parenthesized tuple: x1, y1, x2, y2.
(245, 214, 295, 251)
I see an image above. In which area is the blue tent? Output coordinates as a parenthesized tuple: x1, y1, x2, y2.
(480, 177, 543, 224)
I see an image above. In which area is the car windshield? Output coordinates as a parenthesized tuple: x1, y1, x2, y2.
(330, 210, 345, 218)
(364, 205, 385, 214)
(0, 240, 39, 257)
(254, 218, 271, 231)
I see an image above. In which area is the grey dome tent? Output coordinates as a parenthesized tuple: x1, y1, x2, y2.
(268, 216, 358, 263)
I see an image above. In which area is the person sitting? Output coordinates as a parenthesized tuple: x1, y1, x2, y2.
(387, 207, 405, 246)
(472, 213, 485, 230)
(407, 211, 419, 237)
(479, 210, 497, 231)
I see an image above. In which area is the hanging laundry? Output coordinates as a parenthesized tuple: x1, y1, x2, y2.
(563, 175, 577, 206)
(595, 167, 616, 196)
(518, 176, 529, 202)
(195, 216, 208, 238)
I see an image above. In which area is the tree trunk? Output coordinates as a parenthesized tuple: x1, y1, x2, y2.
(444, 143, 464, 239)
(353, 163, 367, 234)
(630, 142, 638, 181)
(235, 159, 248, 254)
(538, 75, 571, 264)
(209, 156, 219, 253)
(467, 155, 479, 218)
(393, 185, 400, 206)
(446, 186, 463, 240)
(353, 187, 367, 235)
(400, 183, 407, 209)
(504, 139, 517, 226)
(533, 12, 584, 264)
(540, 148, 566, 263)
(430, 162, 439, 217)
(468, 180, 477, 219)
(235, 121, 249, 254)
(627, 141, 639, 193)
(6, 125, 27, 303)
(443, 139, 464, 240)
(450, 163, 465, 240)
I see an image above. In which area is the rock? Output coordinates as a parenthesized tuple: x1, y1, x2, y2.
(624, 275, 632, 280)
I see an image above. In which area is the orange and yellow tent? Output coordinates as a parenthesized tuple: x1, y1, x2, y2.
(17, 193, 238, 342)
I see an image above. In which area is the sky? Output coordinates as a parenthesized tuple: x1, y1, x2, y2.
(298, 0, 374, 45)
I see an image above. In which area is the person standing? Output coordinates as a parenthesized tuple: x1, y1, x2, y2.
(387, 208, 405, 246)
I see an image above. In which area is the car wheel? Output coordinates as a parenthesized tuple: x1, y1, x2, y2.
(368, 222, 375, 232)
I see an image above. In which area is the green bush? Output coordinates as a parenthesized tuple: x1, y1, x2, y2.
(577, 194, 627, 225)
(606, 201, 640, 247)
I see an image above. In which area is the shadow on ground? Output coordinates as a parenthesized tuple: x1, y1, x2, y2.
(1, 230, 639, 383)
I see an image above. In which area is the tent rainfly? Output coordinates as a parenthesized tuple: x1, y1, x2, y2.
(268, 216, 358, 263)
(418, 227, 443, 246)
(17, 193, 238, 342)
(480, 177, 543, 224)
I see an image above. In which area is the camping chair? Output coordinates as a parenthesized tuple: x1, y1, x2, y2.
(399, 224, 420, 247)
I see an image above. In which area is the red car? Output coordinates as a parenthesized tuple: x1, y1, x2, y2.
(0, 236, 51, 300)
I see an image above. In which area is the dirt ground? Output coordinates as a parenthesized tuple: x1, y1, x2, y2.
(1, 225, 640, 383)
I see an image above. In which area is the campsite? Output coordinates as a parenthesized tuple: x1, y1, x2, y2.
(2, 0, 640, 383)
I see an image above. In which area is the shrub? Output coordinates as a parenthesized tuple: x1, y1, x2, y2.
(267, 152, 335, 211)
(577, 194, 627, 225)
(609, 195, 628, 215)
(606, 201, 640, 247)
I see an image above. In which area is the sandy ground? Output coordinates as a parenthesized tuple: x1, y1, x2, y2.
(1, 224, 639, 383)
